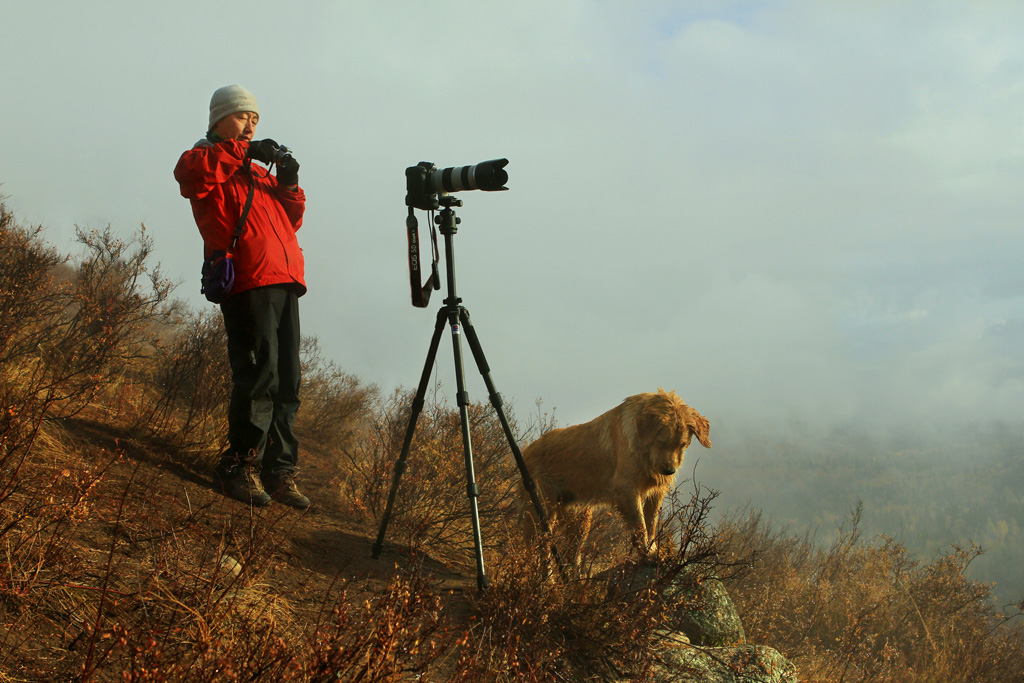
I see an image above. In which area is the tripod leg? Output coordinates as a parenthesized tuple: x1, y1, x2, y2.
(449, 308, 490, 590)
(458, 308, 570, 579)
(372, 308, 448, 560)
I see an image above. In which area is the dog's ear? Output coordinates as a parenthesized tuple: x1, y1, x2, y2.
(636, 409, 661, 447)
(689, 411, 711, 448)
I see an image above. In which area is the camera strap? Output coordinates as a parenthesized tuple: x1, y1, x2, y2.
(228, 161, 256, 253)
(407, 207, 440, 307)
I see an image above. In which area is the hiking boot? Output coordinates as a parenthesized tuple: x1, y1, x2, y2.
(262, 470, 310, 510)
(215, 464, 272, 507)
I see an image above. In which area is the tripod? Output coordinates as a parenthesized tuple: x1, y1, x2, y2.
(372, 201, 561, 590)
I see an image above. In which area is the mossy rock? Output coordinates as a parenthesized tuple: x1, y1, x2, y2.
(599, 563, 746, 647)
(653, 634, 798, 683)
(666, 572, 746, 647)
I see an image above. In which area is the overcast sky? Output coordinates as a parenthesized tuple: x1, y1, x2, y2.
(2, 0, 1023, 441)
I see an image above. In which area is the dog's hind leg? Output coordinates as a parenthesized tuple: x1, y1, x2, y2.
(518, 484, 560, 547)
(561, 506, 593, 567)
(517, 495, 541, 547)
(516, 488, 567, 580)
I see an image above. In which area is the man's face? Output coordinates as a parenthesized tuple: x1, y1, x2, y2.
(212, 111, 258, 142)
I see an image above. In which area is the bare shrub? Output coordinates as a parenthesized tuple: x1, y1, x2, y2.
(342, 387, 524, 564)
(134, 309, 231, 451)
(100, 565, 454, 683)
(296, 336, 376, 447)
(10, 455, 456, 682)
(138, 323, 375, 458)
(0, 204, 67, 500)
(718, 503, 1024, 683)
(0, 207, 114, 597)
(454, 483, 729, 682)
(66, 479, 299, 680)
(36, 225, 176, 417)
(303, 565, 454, 681)
(0, 204, 69, 368)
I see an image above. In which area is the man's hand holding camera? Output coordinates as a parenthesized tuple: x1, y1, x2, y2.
(276, 155, 299, 187)
(248, 138, 300, 188)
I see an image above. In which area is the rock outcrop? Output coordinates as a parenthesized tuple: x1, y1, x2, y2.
(600, 561, 796, 682)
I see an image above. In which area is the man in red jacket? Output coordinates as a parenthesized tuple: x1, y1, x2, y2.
(174, 84, 310, 509)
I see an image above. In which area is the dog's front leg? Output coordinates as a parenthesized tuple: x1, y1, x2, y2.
(643, 492, 666, 553)
(616, 497, 651, 556)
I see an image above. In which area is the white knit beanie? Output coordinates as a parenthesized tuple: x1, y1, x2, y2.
(208, 85, 260, 131)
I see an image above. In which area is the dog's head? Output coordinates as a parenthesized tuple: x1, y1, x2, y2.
(637, 389, 712, 477)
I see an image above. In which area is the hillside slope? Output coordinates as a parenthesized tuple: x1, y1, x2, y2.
(2, 202, 1022, 681)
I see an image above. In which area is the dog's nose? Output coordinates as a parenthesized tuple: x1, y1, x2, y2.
(662, 467, 676, 476)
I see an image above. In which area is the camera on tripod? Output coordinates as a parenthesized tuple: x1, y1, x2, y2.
(381, 156, 557, 590)
(405, 159, 509, 308)
(405, 159, 509, 211)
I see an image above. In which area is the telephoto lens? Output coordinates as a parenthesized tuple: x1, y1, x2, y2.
(428, 159, 509, 194)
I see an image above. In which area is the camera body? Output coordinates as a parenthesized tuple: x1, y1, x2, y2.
(405, 159, 509, 211)
(269, 143, 294, 166)
(248, 139, 294, 167)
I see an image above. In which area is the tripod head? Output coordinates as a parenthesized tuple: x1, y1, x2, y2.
(435, 201, 462, 235)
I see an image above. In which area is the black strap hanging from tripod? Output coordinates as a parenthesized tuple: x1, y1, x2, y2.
(407, 206, 440, 307)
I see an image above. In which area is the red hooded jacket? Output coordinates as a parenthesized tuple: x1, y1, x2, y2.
(174, 139, 306, 296)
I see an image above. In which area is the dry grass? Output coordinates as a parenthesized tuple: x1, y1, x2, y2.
(718, 503, 1024, 682)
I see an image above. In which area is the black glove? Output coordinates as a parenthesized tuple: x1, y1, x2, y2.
(276, 154, 300, 187)
(246, 138, 281, 164)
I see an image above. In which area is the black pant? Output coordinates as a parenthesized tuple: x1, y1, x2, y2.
(219, 284, 301, 476)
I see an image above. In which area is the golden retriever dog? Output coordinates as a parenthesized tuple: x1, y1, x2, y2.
(518, 389, 711, 562)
